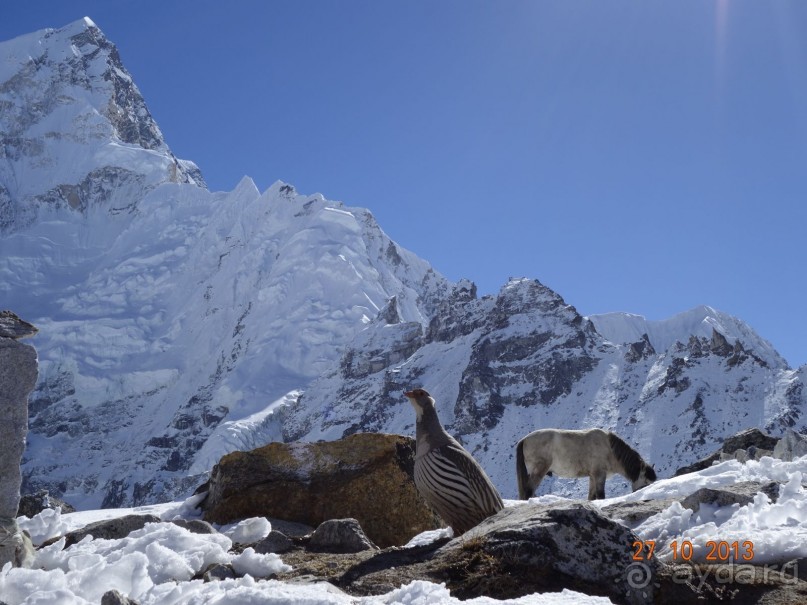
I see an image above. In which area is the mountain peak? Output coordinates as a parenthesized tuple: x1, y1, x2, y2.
(0, 19, 204, 232)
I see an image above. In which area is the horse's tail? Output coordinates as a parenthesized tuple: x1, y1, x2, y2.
(516, 438, 532, 500)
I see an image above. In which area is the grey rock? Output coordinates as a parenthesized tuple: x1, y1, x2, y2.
(719, 446, 773, 464)
(773, 428, 807, 462)
(101, 590, 140, 605)
(202, 563, 236, 582)
(255, 530, 295, 554)
(675, 428, 779, 476)
(17, 490, 76, 518)
(0, 311, 38, 339)
(64, 514, 161, 546)
(681, 481, 780, 513)
(267, 518, 314, 538)
(438, 501, 658, 605)
(0, 334, 38, 519)
(600, 498, 677, 528)
(170, 519, 217, 534)
(0, 319, 38, 569)
(308, 518, 378, 553)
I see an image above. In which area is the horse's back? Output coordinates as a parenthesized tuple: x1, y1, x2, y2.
(520, 428, 611, 478)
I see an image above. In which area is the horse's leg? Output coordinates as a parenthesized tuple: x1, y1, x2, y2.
(588, 471, 606, 500)
(526, 461, 550, 499)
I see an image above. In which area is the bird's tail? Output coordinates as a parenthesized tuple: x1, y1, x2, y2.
(516, 439, 532, 500)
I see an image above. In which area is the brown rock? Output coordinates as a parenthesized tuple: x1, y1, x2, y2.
(201, 432, 440, 548)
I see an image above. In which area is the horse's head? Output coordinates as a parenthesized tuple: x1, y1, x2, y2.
(631, 463, 657, 492)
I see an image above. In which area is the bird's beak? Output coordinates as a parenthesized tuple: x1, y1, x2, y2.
(404, 390, 414, 398)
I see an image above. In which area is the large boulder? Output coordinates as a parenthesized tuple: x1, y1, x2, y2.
(0, 311, 38, 568)
(201, 433, 440, 548)
(62, 514, 161, 547)
(285, 501, 660, 604)
(435, 502, 658, 604)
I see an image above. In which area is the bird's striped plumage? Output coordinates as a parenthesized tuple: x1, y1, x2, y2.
(405, 388, 503, 535)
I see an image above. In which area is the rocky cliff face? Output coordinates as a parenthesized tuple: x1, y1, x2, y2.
(285, 278, 806, 499)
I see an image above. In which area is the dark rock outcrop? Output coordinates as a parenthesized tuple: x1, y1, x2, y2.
(0, 311, 38, 339)
(201, 433, 440, 548)
(17, 490, 75, 518)
(276, 501, 659, 604)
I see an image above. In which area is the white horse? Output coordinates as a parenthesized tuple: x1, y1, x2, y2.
(516, 428, 656, 500)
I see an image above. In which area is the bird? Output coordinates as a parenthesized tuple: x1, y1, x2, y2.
(404, 388, 504, 535)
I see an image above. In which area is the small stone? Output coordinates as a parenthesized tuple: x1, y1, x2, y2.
(255, 530, 294, 554)
(308, 518, 378, 553)
(101, 589, 140, 605)
(203, 563, 236, 582)
(170, 518, 217, 534)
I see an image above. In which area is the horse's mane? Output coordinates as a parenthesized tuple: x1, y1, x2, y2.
(607, 432, 646, 482)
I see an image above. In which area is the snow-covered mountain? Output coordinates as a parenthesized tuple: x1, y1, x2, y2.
(2, 19, 805, 508)
(0, 19, 449, 508)
(0, 18, 203, 234)
(285, 278, 806, 499)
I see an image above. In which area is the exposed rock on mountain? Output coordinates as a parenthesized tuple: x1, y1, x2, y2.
(287, 278, 807, 500)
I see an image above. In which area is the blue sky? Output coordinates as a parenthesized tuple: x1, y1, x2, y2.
(3, 1, 806, 367)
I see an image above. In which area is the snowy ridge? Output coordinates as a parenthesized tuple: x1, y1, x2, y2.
(589, 306, 788, 369)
